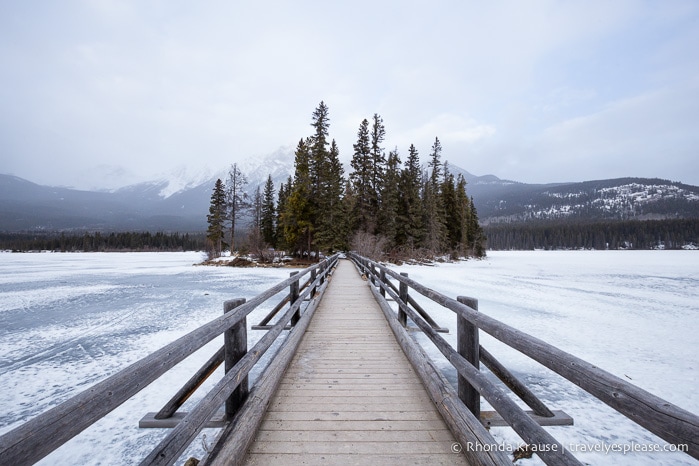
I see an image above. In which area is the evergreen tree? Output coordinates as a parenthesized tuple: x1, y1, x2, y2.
(455, 174, 472, 256)
(275, 176, 292, 249)
(226, 163, 249, 252)
(315, 138, 345, 252)
(442, 164, 459, 251)
(378, 147, 401, 246)
(468, 196, 486, 257)
(282, 139, 314, 256)
(397, 143, 425, 248)
(370, 113, 387, 223)
(261, 175, 276, 247)
(350, 118, 373, 233)
(249, 185, 263, 252)
(423, 137, 447, 252)
(206, 178, 227, 257)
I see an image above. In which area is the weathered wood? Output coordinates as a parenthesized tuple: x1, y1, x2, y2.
(141, 410, 227, 428)
(373, 279, 580, 465)
(379, 269, 386, 297)
(224, 299, 248, 419)
(398, 272, 408, 328)
(290, 271, 300, 326)
(140, 260, 337, 466)
(154, 346, 225, 420)
(200, 268, 333, 466)
(383, 277, 449, 332)
(353, 253, 699, 460)
(368, 284, 509, 466)
(480, 410, 573, 428)
(479, 345, 554, 418)
(233, 260, 470, 466)
(255, 293, 290, 327)
(457, 296, 480, 418)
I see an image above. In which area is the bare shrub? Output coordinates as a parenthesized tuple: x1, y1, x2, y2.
(350, 232, 389, 261)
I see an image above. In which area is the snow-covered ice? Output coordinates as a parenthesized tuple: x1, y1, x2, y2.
(0, 252, 292, 465)
(0, 250, 697, 465)
(393, 250, 698, 465)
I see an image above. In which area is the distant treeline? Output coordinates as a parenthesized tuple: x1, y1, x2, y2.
(484, 219, 699, 250)
(0, 231, 206, 252)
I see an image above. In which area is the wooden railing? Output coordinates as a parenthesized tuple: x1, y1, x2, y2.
(0, 253, 340, 466)
(349, 253, 699, 465)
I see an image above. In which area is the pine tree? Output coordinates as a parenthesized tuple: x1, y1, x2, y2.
(442, 163, 459, 251)
(370, 113, 387, 223)
(261, 175, 276, 247)
(249, 185, 263, 252)
(468, 196, 486, 257)
(424, 137, 447, 252)
(206, 178, 227, 258)
(315, 138, 345, 252)
(397, 143, 425, 249)
(282, 139, 314, 257)
(226, 163, 249, 252)
(455, 174, 472, 256)
(378, 147, 401, 247)
(275, 176, 292, 249)
(350, 118, 373, 233)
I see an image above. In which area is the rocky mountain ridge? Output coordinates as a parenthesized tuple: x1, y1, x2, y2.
(2, 151, 698, 232)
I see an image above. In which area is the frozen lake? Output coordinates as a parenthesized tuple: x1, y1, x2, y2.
(0, 251, 697, 465)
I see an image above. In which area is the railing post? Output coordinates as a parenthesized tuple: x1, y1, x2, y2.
(224, 298, 247, 420)
(380, 269, 386, 297)
(311, 268, 317, 297)
(457, 296, 480, 418)
(398, 272, 409, 328)
(290, 271, 300, 326)
(369, 264, 376, 285)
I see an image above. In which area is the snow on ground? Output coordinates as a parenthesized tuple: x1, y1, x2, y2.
(0, 251, 697, 465)
(0, 252, 292, 465)
(393, 250, 698, 465)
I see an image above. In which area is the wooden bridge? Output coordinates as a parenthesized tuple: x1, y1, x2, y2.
(1, 254, 698, 465)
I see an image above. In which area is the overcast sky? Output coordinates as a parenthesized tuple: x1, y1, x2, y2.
(2, 1, 698, 189)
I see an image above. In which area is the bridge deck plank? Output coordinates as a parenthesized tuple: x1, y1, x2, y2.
(242, 260, 469, 465)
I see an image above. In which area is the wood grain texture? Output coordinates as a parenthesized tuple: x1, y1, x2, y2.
(241, 260, 470, 466)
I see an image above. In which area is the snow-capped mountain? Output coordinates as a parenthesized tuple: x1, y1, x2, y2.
(473, 177, 699, 224)
(1, 148, 698, 232)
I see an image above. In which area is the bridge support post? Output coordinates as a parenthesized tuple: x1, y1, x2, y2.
(380, 269, 386, 297)
(224, 298, 248, 420)
(290, 271, 300, 326)
(457, 296, 480, 418)
(398, 273, 409, 328)
(311, 269, 317, 297)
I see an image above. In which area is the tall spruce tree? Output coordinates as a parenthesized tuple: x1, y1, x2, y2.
(261, 175, 276, 246)
(455, 174, 472, 256)
(370, 113, 387, 224)
(424, 137, 447, 252)
(378, 147, 401, 246)
(249, 185, 263, 252)
(226, 163, 249, 252)
(350, 118, 373, 233)
(315, 138, 345, 252)
(206, 178, 227, 257)
(275, 176, 292, 249)
(282, 139, 314, 256)
(398, 143, 425, 249)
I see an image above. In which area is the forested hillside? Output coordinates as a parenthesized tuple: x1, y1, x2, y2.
(484, 219, 699, 250)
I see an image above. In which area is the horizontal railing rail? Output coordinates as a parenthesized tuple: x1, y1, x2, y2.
(349, 252, 699, 464)
(0, 253, 340, 466)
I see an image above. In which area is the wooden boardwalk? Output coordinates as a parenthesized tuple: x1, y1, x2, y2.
(243, 259, 469, 465)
